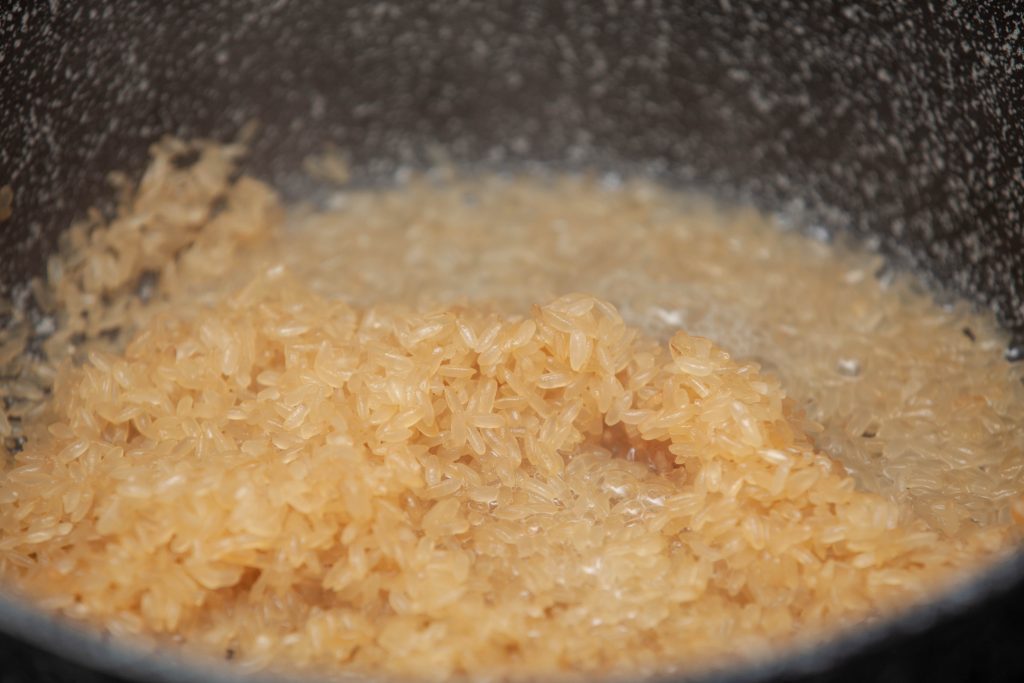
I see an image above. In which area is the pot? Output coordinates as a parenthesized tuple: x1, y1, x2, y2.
(2, 2, 1023, 682)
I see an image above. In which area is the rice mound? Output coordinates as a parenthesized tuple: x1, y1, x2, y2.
(0, 272, 999, 678)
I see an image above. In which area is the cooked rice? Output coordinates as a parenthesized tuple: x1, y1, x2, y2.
(0, 138, 1022, 680)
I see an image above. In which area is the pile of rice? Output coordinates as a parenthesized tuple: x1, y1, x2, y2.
(0, 138, 1021, 679)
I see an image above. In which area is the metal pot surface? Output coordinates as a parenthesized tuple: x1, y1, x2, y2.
(1, 2, 1023, 682)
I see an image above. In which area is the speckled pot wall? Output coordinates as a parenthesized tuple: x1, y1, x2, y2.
(1, 2, 1024, 682)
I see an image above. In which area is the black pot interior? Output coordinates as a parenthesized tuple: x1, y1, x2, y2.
(2, 2, 1024, 682)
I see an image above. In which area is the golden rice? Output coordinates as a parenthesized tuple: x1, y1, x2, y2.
(0, 137, 1022, 680)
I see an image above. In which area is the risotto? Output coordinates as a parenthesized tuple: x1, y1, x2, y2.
(0, 137, 1022, 680)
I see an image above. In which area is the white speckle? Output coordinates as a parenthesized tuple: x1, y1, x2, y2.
(601, 172, 622, 190)
(809, 225, 831, 243)
(35, 316, 55, 336)
(837, 357, 861, 377)
(650, 306, 685, 327)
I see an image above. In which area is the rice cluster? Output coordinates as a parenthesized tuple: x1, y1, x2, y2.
(283, 169, 1024, 536)
(0, 138, 1022, 680)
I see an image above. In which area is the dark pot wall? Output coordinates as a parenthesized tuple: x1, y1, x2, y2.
(3, 1, 1023, 347)
(2, 1, 1024, 682)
